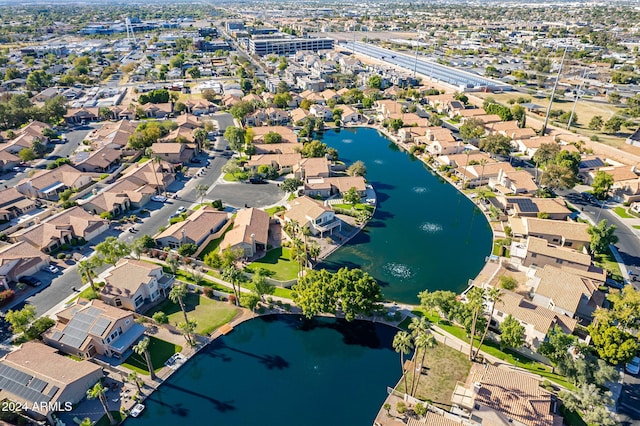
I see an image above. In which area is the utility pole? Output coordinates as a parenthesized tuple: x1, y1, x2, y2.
(567, 68, 587, 131)
(413, 41, 419, 79)
(541, 46, 567, 135)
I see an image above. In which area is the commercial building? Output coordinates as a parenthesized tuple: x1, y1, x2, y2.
(249, 37, 334, 56)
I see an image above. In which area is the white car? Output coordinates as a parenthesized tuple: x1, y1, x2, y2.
(151, 195, 167, 203)
(177, 206, 186, 214)
(47, 265, 59, 274)
(625, 356, 640, 375)
(130, 403, 145, 417)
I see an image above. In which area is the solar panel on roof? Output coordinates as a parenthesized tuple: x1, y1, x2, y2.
(28, 378, 47, 392)
(515, 198, 538, 213)
(85, 306, 103, 317)
(90, 317, 111, 336)
(46, 385, 59, 398)
(51, 331, 63, 341)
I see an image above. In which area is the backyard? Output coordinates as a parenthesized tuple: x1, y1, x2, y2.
(247, 247, 298, 281)
(144, 293, 238, 335)
(594, 248, 624, 283)
(122, 336, 182, 375)
(396, 342, 472, 406)
(197, 226, 232, 260)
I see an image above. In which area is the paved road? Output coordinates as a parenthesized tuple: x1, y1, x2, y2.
(619, 372, 640, 425)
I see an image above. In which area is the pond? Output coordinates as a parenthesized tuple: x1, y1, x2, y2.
(125, 315, 400, 426)
(320, 127, 492, 303)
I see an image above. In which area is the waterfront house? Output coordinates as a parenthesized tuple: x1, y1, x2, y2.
(508, 217, 590, 251)
(488, 169, 538, 195)
(101, 258, 174, 312)
(310, 104, 334, 121)
(293, 157, 331, 179)
(284, 196, 340, 237)
(514, 136, 557, 157)
(16, 164, 92, 200)
(155, 206, 228, 249)
(340, 106, 361, 124)
(303, 176, 367, 199)
(517, 237, 592, 271)
(219, 207, 270, 258)
(397, 126, 429, 143)
(530, 265, 604, 320)
(458, 162, 517, 188)
(290, 107, 311, 125)
(451, 364, 562, 426)
(494, 196, 571, 220)
(251, 126, 298, 145)
(0, 341, 103, 423)
(44, 299, 145, 360)
(492, 289, 577, 349)
(10, 206, 109, 253)
(0, 241, 50, 289)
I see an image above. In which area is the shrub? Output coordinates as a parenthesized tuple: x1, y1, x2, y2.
(16, 282, 26, 291)
(152, 311, 169, 324)
(499, 275, 518, 290)
(24, 317, 55, 340)
(57, 253, 66, 259)
(228, 294, 237, 305)
(99, 211, 113, 220)
(203, 287, 214, 298)
(396, 401, 407, 415)
(0, 289, 15, 305)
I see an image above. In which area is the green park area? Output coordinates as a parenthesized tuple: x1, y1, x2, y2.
(122, 336, 181, 375)
(248, 247, 298, 281)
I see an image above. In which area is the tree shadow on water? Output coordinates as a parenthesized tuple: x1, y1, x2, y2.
(144, 397, 190, 417)
(155, 382, 236, 413)
(211, 340, 290, 370)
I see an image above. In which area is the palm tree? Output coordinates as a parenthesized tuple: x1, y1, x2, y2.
(222, 266, 243, 306)
(193, 128, 207, 152)
(474, 287, 503, 360)
(408, 316, 432, 395)
(128, 371, 144, 394)
(466, 287, 486, 361)
(411, 333, 436, 396)
(308, 241, 321, 264)
(133, 337, 156, 380)
(79, 418, 93, 426)
(87, 382, 115, 425)
(393, 331, 414, 395)
(478, 158, 488, 187)
(77, 257, 101, 293)
(169, 283, 190, 325)
(152, 156, 166, 196)
(178, 320, 198, 346)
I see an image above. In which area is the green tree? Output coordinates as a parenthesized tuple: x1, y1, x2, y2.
(347, 160, 367, 177)
(281, 178, 302, 193)
(418, 290, 458, 319)
(538, 326, 577, 374)
(466, 286, 485, 360)
(18, 148, 36, 162)
(240, 293, 260, 311)
(459, 118, 484, 142)
(87, 383, 115, 425)
(603, 115, 624, 134)
(408, 316, 435, 396)
(222, 266, 243, 306)
(533, 143, 561, 167)
(559, 384, 617, 426)
(499, 314, 524, 349)
(591, 171, 614, 200)
(474, 287, 502, 359)
(95, 236, 130, 267)
(229, 101, 254, 121)
(367, 75, 382, 89)
(152, 311, 168, 324)
(78, 257, 102, 293)
(273, 93, 292, 109)
(479, 133, 513, 158)
(393, 331, 413, 395)
(588, 115, 604, 130)
(133, 337, 156, 380)
(24, 317, 55, 341)
(187, 66, 201, 79)
(588, 315, 639, 365)
(127, 371, 144, 395)
(224, 126, 246, 152)
(178, 320, 198, 346)
(511, 104, 526, 128)
(388, 118, 403, 132)
(178, 243, 198, 257)
(300, 140, 328, 158)
(587, 219, 618, 255)
(251, 271, 274, 302)
(169, 283, 191, 328)
(263, 131, 282, 144)
(607, 285, 640, 329)
(343, 187, 361, 206)
(195, 183, 209, 205)
(540, 163, 577, 190)
(5, 305, 36, 334)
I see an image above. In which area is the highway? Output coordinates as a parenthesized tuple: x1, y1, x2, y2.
(338, 41, 511, 91)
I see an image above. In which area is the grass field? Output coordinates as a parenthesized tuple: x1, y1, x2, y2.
(248, 247, 298, 281)
(396, 342, 472, 405)
(122, 336, 181, 375)
(613, 206, 634, 218)
(145, 293, 238, 335)
(594, 248, 624, 283)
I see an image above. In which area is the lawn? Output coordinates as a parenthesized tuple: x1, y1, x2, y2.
(613, 206, 633, 219)
(265, 205, 286, 216)
(248, 247, 298, 281)
(396, 342, 472, 405)
(634, 225, 640, 230)
(137, 156, 150, 164)
(144, 293, 238, 335)
(332, 203, 374, 212)
(122, 336, 182, 375)
(197, 226, 232, 260)
(594, 248, 624, 282)
(95, 411, 125, 426)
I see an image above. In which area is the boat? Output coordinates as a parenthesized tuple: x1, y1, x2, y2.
(130, 403, 145, 417)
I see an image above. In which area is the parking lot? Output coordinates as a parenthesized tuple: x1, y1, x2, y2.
(207, 181, 285, 208)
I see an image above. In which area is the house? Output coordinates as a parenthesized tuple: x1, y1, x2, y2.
(492, 289, 577, 348)
(160, 127, 196, 144)
(43, 299, 145, 359)
(245, 109, 267, 127)
(174, 113, 201, 130)
(578, 156, 606, 176)
(219, 208, 270, 258)
(451, 364, 563, 426)
(458, 162, 517, 188)
(141, 102, 172, 119)
(303, 176, 367, 198)
(16, 164, 92, 200)
(514, 136, 557, 157)
(150, 142, 194, 164)
(531, 265, 605, 320)
(245, 153, 302, 174)
(80, 191, 131, 217)
(284, 196, 340, 237)
(488, 168, 538, 195)
(10, 206, 108, 253)
(290, 107, 311, 124)
(101, 259, 175, 312)
(397, 126, 429, 143)
(0, 149, 20, 173)
(182, 99, 216, 116)
(310, 104, 334, 121)
(0, 241, 50, 289)
(87, 119, 136, 150)
(437, 150, 493, 168)
(587, 166, 640, 203)
(508, 217, 590, 251)
(251, 126, 298, 144)
(495, 196, 571, 220)
(155, 206, 228, 249)
(0, 188, 37, 221)
(293, 157, 331, 179)
(64, 107, 99, 124)
(416, 127, 462, 156)
(518, 237, 592, 271)
(0, 341, 103, 423)
(74, 146, 121, 173)
(340, 106, 360, 124)
(265, 107, 290, 125)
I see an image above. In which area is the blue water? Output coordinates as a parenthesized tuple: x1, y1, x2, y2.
(320, 127, 492, 303)
(125, 315, 400, 426)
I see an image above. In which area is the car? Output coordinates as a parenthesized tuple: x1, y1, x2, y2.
(151, 195, 167, 203)
(127, 227, 136, 233)
(172, 193, 179, 199)
(626, 356, 640, 375)
(12, 166, 21, 172)
(249, 177, 266, 184)
(177, 206, 186, 214)
(18, 276, 42, 287)
(130, 404, 145, 418)
(47, 265, 59, 274)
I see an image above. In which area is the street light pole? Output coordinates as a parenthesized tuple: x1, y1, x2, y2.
(541, 46, 568, 135)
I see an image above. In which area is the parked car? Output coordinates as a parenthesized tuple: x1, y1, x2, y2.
(47, 265, 59, 274)
(625, 356, 640, 375)
(151, 195, 168, 203)
(177, 206, 186, 214)
(249, 177, 266, 184)
(19, 276, 42, 287)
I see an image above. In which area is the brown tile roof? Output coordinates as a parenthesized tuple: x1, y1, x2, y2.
(518, 136, 557, 148)
(0, 241, 48, 277)
(409, 413, 460, 426)
(220, 207, 270, 249)
(496, 289, 577, 335)
(535, 265, 601, 314)
(294, 157, 330, 178)
(151, 142, 186, 154)
(285, 195, 332, 225)
(246, 153, 302, 168)
(85, 191, 129, 212)
(0, 188, 27, 208)
(175, 114, 201, 129)
(468, 364, 562, 426)
(324, 176, 366, 193)
(76, 146, 121, 169)
(527, 237, 592, 266)
(20, 164, 86, 191)
(102, 258, 162, 298)
(155, 206, 227, 244)
(251, 126, 298, 144)
(524, 218, 589, 243)
(598, 166, 639, 183)
(290, 108, 310, 123)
